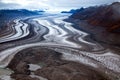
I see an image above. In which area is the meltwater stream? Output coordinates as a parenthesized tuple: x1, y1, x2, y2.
(0, 14, 120, 80)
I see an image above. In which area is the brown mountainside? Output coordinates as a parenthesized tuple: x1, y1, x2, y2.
(71, 2, 120, 32)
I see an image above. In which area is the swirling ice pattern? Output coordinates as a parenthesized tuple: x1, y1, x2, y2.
(0, 20, 29, 43)
(0, 14, 120, 77)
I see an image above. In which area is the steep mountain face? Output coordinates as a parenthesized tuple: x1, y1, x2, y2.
(112, 2, 120, 20)
(69, 2, 120, 45)
(71, 2, 120, 32)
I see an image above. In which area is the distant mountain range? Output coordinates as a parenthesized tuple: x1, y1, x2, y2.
(0, 9, 44, 30)
(61, 8, 84, 13)
(70, 2, 120, 32)
(0, 9, 44, 19)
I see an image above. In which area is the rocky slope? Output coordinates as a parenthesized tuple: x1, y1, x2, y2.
(71, 2, 120, 33)
(69, 2, 120, 47)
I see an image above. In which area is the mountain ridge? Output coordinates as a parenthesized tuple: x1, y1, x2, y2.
(71, 2, 120, 32)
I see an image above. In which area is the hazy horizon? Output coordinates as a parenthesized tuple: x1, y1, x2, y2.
(0, 0, 120, 12)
